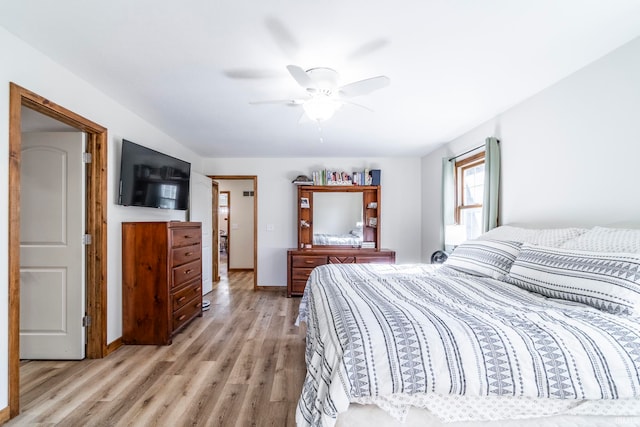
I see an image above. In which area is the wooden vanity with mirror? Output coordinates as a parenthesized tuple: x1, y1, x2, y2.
(287, 185, 396, 297)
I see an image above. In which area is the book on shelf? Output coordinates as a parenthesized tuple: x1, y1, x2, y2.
(309, 168, 382, 186)
(312, 170, 353, 186)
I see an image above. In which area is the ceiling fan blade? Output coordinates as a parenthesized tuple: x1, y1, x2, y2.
(287, 65, 314, 89)
(265, 17, 300, 58)
(338, 76, 390, 98)
(224, 68, 282, 79)
(346, 38, 390, 61)
(342, 100, 374, 112)
(249, 99, 304, 106)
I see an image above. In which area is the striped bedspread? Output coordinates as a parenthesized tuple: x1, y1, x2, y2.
(296, 263, 640, 427)
(312, 233, 361, 246)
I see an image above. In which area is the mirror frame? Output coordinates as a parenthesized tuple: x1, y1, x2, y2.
(297, 185, 381, 250)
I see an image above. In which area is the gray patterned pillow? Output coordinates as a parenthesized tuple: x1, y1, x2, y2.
(443, 240, 522, 279)
(560, 226, 640, 252)
(506, 244, 640, 314)
(477, 225, 587, 247)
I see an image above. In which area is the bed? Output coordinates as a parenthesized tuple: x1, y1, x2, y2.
(295, 226, 640, 426)
(313, 232, 362, 246)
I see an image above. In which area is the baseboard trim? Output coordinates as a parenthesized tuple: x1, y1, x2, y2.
(105, 337, 123, 356)
(256, 286, 286, 291)
(0, 406, 10, 423)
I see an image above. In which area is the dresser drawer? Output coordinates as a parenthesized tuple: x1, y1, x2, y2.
(172, 259, 202, 287)
(172, 279, 202, 312)
(172, 296, 202, 332)
(292, 267, 316, 282)
(292, 255, 327, 268)
(171, 245, 202, 267)
(328, 256, 356, 264)
(356, 255, 394, 264)
(291, 280, 307, 295)
(170, 227, 201, 248)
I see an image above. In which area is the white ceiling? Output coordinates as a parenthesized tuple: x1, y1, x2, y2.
(2, 1, 640, 158)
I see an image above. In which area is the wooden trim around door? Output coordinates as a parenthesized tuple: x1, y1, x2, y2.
(211, 181, 220, 282)
(8, 83, 108, 418)
(208, 175, 258, 290)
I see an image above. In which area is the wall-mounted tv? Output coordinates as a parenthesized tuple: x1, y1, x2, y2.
(118, 139, 191, 210)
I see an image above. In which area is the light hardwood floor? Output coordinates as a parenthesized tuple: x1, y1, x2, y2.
(7, 267, 306, 427)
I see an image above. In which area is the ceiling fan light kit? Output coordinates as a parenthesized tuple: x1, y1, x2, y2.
(249, 64, 390, 124)
(302, 94, 342, 122)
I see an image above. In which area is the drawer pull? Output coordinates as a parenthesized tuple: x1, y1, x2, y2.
(177, 314, 186, 321)
(185, 252, 193, 256)
(184, 269, 193, 274)
(177, 296, 186, 303)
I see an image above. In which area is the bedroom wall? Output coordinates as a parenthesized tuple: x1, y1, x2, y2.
(202, 157, 423, 286)
(0, 26, 205, 407)
(421, 35, 640, 260)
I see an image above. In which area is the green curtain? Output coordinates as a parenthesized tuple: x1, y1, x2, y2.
(441, 157, 456, 249)
(482, 137, 500, 232)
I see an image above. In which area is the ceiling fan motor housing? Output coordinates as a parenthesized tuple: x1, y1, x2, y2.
(306, 67, 339, 93)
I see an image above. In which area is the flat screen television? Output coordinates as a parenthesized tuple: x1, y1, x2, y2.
(118, 139, 191, 210)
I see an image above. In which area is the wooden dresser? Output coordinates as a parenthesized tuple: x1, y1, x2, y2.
(287, 248, 396, 297)
(122, 221, 203, 345)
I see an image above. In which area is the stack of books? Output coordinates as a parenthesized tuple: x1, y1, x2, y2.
(292, 175, 313, 185)
(310, 169, 382, 186)
(312, 170, 353, 185)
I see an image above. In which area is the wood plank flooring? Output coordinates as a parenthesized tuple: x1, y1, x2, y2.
(6, 268, 306, 427)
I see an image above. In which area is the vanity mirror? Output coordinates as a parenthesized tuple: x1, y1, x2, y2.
(312, 192, 363, 246)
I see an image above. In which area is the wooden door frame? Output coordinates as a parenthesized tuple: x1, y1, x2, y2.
(8, 83, 108, 418)
(211, 181, 220, 282)
(220, 190, 231, 273)
(208, 176, 257, 290)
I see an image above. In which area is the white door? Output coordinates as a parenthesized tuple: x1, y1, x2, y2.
(20, 132, 86, 359)
(190, 172, 213, 295)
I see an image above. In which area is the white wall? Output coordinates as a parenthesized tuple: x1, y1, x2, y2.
(0, 27, 205, 408)
(218, 179, 255, 270)
(203, 157, 423, 286)
(421, 36, 640, 259)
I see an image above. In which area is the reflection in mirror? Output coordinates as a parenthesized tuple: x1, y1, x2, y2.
(313, 192, 363, 246)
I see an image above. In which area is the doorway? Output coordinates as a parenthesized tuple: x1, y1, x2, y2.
(8, 83, 108, 418)
(219, 190, 230, 276)
(209, 176, 258, 290)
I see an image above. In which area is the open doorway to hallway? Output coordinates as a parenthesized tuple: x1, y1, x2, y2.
(209, 176, 257, 290)
(218, 190, 230, 278)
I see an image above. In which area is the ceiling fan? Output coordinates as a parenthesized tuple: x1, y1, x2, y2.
(251, 65, 390, 122)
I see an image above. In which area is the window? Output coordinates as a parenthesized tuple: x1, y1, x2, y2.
(455, 152, 485, 241)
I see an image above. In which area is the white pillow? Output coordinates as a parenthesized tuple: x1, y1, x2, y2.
(443, 239, 522, 279)
(506, 243, 640, 314)
(477, 225, 587, 247)
(560, 226, 640, 253)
